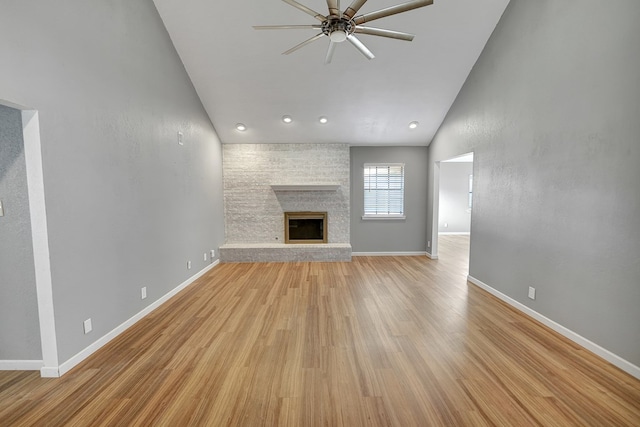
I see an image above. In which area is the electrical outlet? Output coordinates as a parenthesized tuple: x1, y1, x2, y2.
(427, 241, 431, 248)
(83, 318, 92, 334)
(204, 252, 207, 261)
(210, 249, 215, 258)
(444, 222, 448, 228)
(187, 260, 191, 270)
(141, 286, 147, 300)
(177, 131, 184, 145)
(528, 286, 536, 300)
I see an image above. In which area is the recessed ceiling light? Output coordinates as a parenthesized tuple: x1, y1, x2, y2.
(282, 115, 292, 124)
(319, 116, 328, 124)
(235, 123, 247, 131)
(409, 121, 419, 129)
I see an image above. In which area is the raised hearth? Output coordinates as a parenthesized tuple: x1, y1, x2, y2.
(219, 243, 352, 263)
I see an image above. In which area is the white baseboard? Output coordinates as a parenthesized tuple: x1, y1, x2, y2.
(467, 275, 640, 380)
(425, 252, 438, 260)
(352, 251, 428, 257)
(52, 261, 219, 378)
(40, 366, 60, 377)
(0, 360, 43, 371)
(438, 232, 471, 235)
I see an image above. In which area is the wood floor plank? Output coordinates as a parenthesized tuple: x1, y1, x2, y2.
(1, 235, 639, 426)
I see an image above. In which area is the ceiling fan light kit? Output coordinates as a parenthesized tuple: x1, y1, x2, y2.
(254, 0, 434, 63)
(329, 29, 347, 43)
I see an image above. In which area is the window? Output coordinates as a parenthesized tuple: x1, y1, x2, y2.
(363, 163, 405, 219)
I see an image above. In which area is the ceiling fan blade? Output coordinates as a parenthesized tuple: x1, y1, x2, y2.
(282, 33, 326, 55)
(282, 0, 327, 22)
(253, 25, 322, 30)
(325, 41, 337, 64)
(327, 0, 340, 17)
(346, 34, 375, 60)
(353, 26, 415, 41)
(354, 0, 433, 25)
(342, 0, 368, 20)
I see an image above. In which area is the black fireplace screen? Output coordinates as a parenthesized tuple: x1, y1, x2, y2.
(285, 212, 327, 243)
(289, 219, 323, 240)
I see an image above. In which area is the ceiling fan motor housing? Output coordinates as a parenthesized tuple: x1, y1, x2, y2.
(322, 18, 354, 42)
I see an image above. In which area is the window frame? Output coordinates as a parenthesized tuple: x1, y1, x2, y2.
(362, 162, 406, 220)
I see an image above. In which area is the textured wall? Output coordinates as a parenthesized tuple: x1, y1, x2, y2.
(0, 1, 225, 364)
(439, 162, 473, 233)
(351, 146, 428, 253)
(427, 0, 640, 366)
(0, 105, 41, 360)
(223, 144, 350, 244)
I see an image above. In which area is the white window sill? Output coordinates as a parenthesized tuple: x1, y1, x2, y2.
(361, 215, 406, 221)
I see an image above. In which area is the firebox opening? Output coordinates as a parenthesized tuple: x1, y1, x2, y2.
(285, 212, 327, 244)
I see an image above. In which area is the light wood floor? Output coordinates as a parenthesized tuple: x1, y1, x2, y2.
(1, 236, 639, 426)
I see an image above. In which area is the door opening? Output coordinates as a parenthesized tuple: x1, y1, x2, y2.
(432, 152, 474, 269)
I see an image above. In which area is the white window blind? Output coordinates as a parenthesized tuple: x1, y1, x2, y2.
(363, 163, 405, 218)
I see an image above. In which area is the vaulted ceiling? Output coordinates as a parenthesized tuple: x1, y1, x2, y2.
(153, 0, 510, 145)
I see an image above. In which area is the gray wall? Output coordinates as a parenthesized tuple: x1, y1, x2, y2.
(223, 144, 350, 244)
(439, 162, 473, 233)
(0, 1, 225, 364)
(0, 105, 42, 360)
(351, 146, 428, 253)
(427, 0, 640, 366)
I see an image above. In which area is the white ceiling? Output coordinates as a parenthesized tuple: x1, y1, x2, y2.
(153, 0, 510, 146)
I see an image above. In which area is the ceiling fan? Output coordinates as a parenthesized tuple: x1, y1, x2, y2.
(254, 0, 433, 63)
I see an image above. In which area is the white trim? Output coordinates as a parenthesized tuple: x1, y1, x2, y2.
(21, 110, 60, 376)
(40, 367, 61, 378)
(0, 360, 43, 371)
(55, 261, 219, 377)
(442, 153, 474, 163)
(363, 162, 405, 168)
(361, 215, 406, 220)
(425, 252, 438, 260)
(352, 251, 427, 257)
(438, 232, 470, 235)
(430, 161, 441, 259)
(467, 275, 640, 380)
(0, 99, 30, 110)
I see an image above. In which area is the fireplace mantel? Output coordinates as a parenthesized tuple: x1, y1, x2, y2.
(271, 184, 340, 192)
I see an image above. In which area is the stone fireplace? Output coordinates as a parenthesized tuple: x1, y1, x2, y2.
(220, 143, 351, 262)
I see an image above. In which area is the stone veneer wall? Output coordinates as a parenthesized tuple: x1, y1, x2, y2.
(223, 144, 350, 244)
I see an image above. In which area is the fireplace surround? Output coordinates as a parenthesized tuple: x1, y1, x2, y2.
(220, 143, 351, 262)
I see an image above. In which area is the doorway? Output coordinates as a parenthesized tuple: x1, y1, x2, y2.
(0, 99, 58, 376)
(431, 152, 474, 268)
